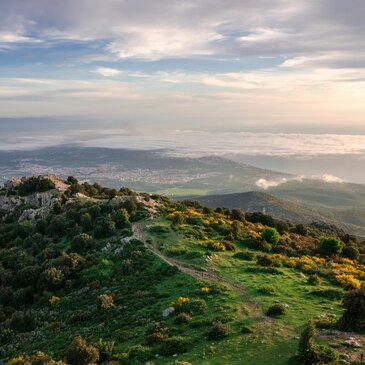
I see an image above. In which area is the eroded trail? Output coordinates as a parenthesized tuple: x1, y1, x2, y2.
(131, 223, 272, 320)
(132, 223, 222, 283)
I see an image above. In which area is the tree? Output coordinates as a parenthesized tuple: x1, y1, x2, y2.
(230, 209, 245, 221)
(71, 233, 95, 253)
(338, 287, 365, 333)
(261, 227, 280, 245)
(318, 237, 342, 257)
(112, 208, 130, 229)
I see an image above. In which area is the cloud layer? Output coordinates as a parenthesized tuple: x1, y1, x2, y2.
(0, 1, 365, 130)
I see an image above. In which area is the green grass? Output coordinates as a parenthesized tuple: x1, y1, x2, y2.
(142, 222, 345, 365)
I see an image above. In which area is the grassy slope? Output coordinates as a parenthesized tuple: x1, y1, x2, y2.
(139, 218, 344, 365)
(1, 187, 359, 365)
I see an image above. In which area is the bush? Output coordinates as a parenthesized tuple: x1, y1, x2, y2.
(261, 227, 280, 245)
(96, 338, 115, 362)
(233, 252, 255, 261)
(338, 287, 365, 333)
(311, 288, 343, 300)
(289, 321, 339, 364)
(318, 237, 342, 257)
(207, 321, 231, 340)
(0, 327, 14, 345)
(241, 325, 254, 334)
(145, 322, 168, 344)
(335, 274, 361, 290)
(256, 255, 274, 267)
(292, 224, 308, 236)
(66, 336, 99, 365)
(8, 352, 66, 365)
(97, 294, 115, 310)
(10, 310, 38, 332)
(175, 312, 192, 324)
(175, 298, 207, 315)
(222, 240, 237, 251)
(160, 336, 190, 355)
(307, 274, 320, 286)
(127, 345, 151, 363)
(71, 233, 95, 253)
(266, 304, 286, 317)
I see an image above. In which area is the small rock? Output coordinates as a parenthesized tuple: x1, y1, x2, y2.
(162, 307, 175, 317)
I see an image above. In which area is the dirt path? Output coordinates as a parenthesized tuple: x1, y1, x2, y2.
(131, 222, 270, 320)
(132, 223, 223, 283)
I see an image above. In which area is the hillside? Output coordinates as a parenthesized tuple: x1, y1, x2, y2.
(1, 176, 365, 365)
(2, 146, 365, 236)
(192, 191, 365, 237)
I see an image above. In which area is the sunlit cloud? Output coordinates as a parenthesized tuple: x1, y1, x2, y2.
(93, 67, 122, 77)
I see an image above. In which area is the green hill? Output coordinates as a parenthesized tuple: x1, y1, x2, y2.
(1, 176, 364, 365)
(192, 190, 365, 237)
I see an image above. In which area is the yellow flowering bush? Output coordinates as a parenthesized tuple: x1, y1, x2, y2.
(49, 295, 60, 305)
(282, 257, 298, 268)
(335, 274, 361, 290)
(200, 287, 210, 294)
(7, 355, 24, 365)
(302, 264, 313, 273)
(207, 241, 226, 252)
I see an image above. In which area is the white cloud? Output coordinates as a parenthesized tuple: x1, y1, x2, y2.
(106, 27, 223, 60)
(93, 67, 122, 77)
(255, 178, 288, 189)
(0, 32, 41, 44)
(321, 174, 343, 183)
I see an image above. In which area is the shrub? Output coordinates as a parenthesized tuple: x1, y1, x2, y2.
(127, 345, 151, 363)
(66, 336, 99, 365)
(8, 352, 66, 365)
(145, 322, 168, 344)
(175, 312, 192, 324)
(189, 318, 211, 328)
(0, 327, 14, 345)
(335, 274, 361, 290)
(71, 233, 95, 253)
(97, 294, 115, 310)
(257, 255, 274, 267)
(289, 321, 339, 364)
(10, 310, 38, 332)
(318, 237, 343, 257)
(241, 325, 253, 334)
(307, 274, 320, 286)
(160, 336, 190, 355)
(175, 298, 207, 314)
(292, 224, 308, 236)
(207, 241, 226, 252)
(207, 321, 231, 340)
(96, 338, 115, 362)
(261, 227, 280, 245)
(338, 287, 365, 333)
(233, 252, 255, 261)
(222, 240, 237, 251)
(311, 289, 343, 300)
(266, 304, 286, 317)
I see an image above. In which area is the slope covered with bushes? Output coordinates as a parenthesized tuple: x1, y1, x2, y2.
(1, 176, 365, 364)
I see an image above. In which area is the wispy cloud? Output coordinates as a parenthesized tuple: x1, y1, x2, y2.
(93, 67, 122, 77)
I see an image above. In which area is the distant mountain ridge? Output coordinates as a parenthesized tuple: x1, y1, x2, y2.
(192, 190, 365, 237)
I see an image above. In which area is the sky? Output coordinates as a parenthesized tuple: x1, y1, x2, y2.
(0, 0, 365, 133)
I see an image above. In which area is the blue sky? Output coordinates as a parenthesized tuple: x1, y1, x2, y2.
(1, 0, 365, 132)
